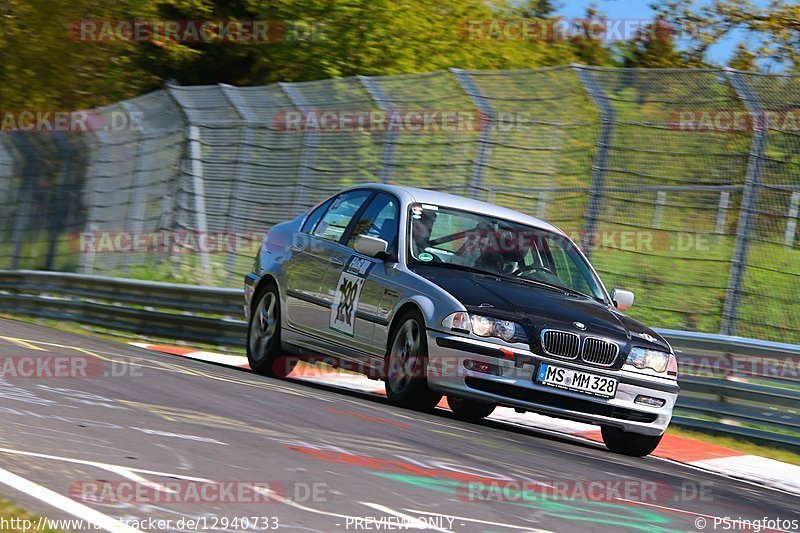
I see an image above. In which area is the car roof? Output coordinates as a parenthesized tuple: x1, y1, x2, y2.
(341, 183, 564, 235)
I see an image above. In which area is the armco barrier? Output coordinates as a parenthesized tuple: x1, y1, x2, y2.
(0, 270, 797, 449)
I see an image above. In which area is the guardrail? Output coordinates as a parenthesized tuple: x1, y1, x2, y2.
(1, 270, 797, 450)
(0, 270, 245, 346)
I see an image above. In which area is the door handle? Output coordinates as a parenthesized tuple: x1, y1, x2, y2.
(328, 256, 344, 267)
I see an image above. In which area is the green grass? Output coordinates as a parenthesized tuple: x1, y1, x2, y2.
(0, 313, 246, 356)
(0, 498, 61, 532)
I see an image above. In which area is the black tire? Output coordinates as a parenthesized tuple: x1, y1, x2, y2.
(384, 309, 442, 411)
(601, 425, 662, 457)
(447, 396, 496, 421)
(247, 283, 296, 378)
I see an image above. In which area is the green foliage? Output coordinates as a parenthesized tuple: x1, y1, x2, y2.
(652, 0, 800, 71)
(3, 0, 795, 109)
(619, 20, 684, 68)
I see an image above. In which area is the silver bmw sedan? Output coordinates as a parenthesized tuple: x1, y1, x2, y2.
(244, 184, 679, 457)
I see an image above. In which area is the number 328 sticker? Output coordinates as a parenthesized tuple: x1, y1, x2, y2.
(330, 256, 375, 336)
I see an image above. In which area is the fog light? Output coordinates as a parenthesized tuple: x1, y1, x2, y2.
(463, 360, 500, 375)
(634, 395, 665, 408)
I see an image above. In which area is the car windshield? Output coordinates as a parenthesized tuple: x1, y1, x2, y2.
(407, 204, 607, 301)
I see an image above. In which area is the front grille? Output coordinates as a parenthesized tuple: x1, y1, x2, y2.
(582, 337, 619, 366)
(541, 330, 580, 359)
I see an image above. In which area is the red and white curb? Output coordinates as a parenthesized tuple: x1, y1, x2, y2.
(131, 343, 800, 495)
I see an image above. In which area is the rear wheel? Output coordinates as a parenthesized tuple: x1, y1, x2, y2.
(384, 310, 442, 411)
(247, 284, 296, 378)
(447, 396, 496, 421)
(601, 425, 662, 457)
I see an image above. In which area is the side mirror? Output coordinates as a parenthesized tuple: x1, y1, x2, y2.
(353, 235, 389, 258)
(611, 288, 634, 310)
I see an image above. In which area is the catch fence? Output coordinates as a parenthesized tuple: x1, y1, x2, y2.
(0, 65, 797, 342)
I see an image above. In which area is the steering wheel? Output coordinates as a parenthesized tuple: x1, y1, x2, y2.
(514, 264, 555, 277)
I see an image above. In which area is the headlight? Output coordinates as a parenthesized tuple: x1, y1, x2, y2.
(625, 347, 677, 377)
(441, 312, 527, 343)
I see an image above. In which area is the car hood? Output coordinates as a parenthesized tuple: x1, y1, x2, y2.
(411, 264, 670, 357)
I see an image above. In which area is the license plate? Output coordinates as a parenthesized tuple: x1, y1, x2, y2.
(536, 363, 617, 398)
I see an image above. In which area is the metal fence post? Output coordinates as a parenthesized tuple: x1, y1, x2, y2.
(721, 69, 768, 336)
(119, 102, 149, 275)
(166, 85, 211, 282)
(715, 191, 730, 235)
(359, 76, 396, 184)
(187, 125, 211, 281)
(9, 133, 38, 270)
(451, 69, 493, 200)
(573, 65, 615, 258)
(785, 192, 799, 248)
(653, 191, 666, 229)
(219, 84, 254, 274)
(280, 83, 315, 214)
(81, 125, 111, 275)
(44, 132, 75, 271)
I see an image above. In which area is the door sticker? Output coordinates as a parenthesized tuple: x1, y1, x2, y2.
(330, 256, 375, 336)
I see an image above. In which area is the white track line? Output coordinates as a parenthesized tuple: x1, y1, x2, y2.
(0, 466, 141, 533)
(0, 447, 214, 482)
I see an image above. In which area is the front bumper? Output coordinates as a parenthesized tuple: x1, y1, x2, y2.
(426, 330, 678, 436)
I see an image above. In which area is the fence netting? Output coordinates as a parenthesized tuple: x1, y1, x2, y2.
(0, 66, 797, 343)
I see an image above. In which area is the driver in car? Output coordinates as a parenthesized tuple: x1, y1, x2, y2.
(411, 209, 437, 257)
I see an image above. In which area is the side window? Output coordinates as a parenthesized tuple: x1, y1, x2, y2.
(313, 190, 372, 243)
(300, 198, 333, 234)
(347, 193, 399, 255)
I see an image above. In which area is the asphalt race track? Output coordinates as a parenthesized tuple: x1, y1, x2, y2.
(0, 317, 798, 533)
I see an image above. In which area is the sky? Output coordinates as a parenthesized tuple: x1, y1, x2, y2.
(554, 0, 773, 66)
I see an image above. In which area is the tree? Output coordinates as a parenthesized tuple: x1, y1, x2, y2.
(652, 0, 800, 71)
(619, 19, 684, 68)
(520, 0, 559, 18)
(567, 7, 614, 66)
(728, 42, 758, 71)
(0, 0, 153, 110)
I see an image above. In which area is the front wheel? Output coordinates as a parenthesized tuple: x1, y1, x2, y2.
(384, 310, 442, 411)
(247, 283, 296, 378)
(447, 396, 496, 421)
(601, 425, 662, 457)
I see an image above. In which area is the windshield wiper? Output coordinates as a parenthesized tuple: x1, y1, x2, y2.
(501, 275, 594, 299)
(410, 261, 499, 278)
